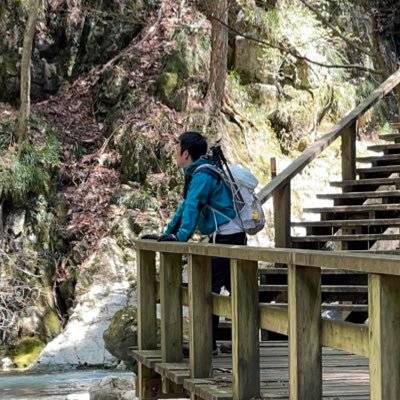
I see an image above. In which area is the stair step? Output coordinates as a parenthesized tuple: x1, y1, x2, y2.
(350, 249, 400, 254)
(259, 284, 367, 293)
(391, 122, 400, 129)
(259, 267, 365, 275)
(367, 143, 400, 152)
(331, 177, 400, 187)
(292, 233, 400, 242)
(291, 218, 400, 227)
(317, 190, 400, 200)
(357, 154, 400, 163)
(269, 303, 368, 312)
(378, 133, 400, 141)
(303, 203, 400, 213)
(357, 165, 400, 174)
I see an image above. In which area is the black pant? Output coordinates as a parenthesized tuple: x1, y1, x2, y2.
(210, 232, 247, 350)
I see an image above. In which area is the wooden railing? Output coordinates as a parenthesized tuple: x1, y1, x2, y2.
(256, 68, 400, 248)
(135, 240, 400, 400)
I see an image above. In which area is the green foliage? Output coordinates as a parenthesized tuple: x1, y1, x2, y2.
(0, 117, 61, 204)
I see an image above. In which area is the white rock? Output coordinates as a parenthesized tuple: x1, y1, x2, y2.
(33, 237, 136, 370)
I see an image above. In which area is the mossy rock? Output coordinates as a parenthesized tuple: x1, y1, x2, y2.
(155, 51, 189, 111)
(9, 337, 46, 369)
(38, 309, 61, 341)
(120, 133, 162, 184)
(155, 71, 188, 111)
(103, 305, 137, 368)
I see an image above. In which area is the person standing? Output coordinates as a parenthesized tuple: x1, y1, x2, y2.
(156, 131, 247, 355)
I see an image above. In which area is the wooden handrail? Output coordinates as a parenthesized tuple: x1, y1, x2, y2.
(136, 239, 400, 276)
(257, 67, 400, 204)
(135, 240, 400, 399)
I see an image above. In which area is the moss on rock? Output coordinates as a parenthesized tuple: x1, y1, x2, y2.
(39, 309, 62, 341)
(9, 337, 46, 369)
(103, 305, 137, 369)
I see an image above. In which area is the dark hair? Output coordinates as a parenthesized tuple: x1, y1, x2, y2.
(178, 131, 208, 161)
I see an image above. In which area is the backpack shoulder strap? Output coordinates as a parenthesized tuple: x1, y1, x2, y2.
(193, 164, 222, 183)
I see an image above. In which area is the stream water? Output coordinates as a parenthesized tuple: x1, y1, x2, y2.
(0, 369, 135, 399)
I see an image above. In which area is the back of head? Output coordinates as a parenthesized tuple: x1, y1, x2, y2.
(178, 131, 208, 161)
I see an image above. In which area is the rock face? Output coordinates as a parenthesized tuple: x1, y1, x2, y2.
(89, 376, 135, 400)
(33, 237, 136, 370)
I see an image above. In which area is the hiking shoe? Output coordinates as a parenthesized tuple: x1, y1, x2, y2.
(220, 343, 232, 354)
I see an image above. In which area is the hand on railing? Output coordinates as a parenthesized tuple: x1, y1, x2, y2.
(158, 234, 178, 242)
(140, 234, 160, 240)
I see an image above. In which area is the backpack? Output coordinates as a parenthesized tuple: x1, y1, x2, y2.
(194, 163, 266, 235)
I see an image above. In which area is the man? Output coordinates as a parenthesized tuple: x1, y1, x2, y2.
(157, 131, 247, 355)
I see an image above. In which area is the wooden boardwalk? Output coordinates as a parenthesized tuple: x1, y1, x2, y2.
(133, 341, 370, 399)
(208, 341, 369, 399)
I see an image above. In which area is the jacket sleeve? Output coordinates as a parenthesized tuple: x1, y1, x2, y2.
(164, 201, 185, 235)
(175, 172, 215, 242)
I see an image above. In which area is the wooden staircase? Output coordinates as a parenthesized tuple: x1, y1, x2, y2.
(292, 123, 400, 254)
(255, 70, 400, 329)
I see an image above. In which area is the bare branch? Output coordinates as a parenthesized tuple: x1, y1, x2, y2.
(297, 0, 375, 58)
(209, 15, 383, 75)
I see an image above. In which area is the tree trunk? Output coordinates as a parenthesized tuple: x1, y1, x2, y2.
(204, 0, 229, 114)
(16, 0, 40, 146)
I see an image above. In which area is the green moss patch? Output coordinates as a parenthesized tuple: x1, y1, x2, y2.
(9, 337, 46, 369)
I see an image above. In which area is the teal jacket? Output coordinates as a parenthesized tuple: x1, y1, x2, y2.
(164, 158, 236, 242)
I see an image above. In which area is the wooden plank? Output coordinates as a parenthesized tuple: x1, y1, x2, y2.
(316, 191, 400, 200)
(135, 240, 400, 277)
(231, 258, 260, 399)
(330, 177, 400, 186)
(357, 165, 400, 174)
(291, 233, 400, 242)
(357, 153, 400, 162)
(259, 304, 288, 336)
(369, 274, 400, 400)
(303, 203, 400, 213)
(137, 249, 158, 400)
(391, 122, 400, 129)
(292, 217, 400, 227)
(268, 303, 368, 312)
(274, 183, 291, 248)
(259, 284, 367, 293)
(257, 68, 400, 204)
(160, 252, 183, 363)
(342, 123, 356, 183)
(367, 143, 400, 152)
(321, 319, 369, 357)
(130, 349, 162, 368)
(378, 133, 400, 141)
(288, 265, 322, 400)
(137, 249, 157, 350)
(188, 254, 213, 378)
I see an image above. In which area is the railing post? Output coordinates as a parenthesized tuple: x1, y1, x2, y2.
(341, 122, 356, 185)
(271, 158, 291, 249)
(288, 265, 322, 400)
(188, 254, 212, 380)
(160, 252, 183, 363)
(137, 249, 157, 400)
(231, 258, 260, 399)
(369, 274, 400, 400)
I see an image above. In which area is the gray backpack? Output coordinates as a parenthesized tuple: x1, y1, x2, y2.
(194, 163, 265, 235)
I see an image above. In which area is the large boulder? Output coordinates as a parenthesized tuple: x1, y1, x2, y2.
(103, 305, 137, 368)
(33, 236, 136, 370)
